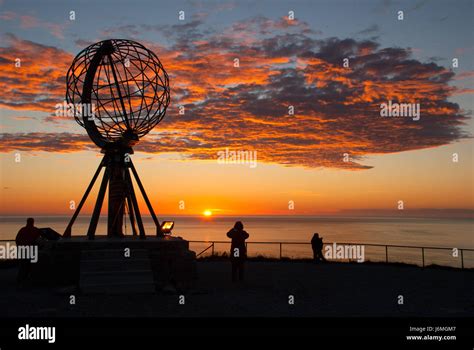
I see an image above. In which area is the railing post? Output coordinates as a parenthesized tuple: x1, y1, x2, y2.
(385, 246, 388, 263)
(461, 249, 464, 269)
(421, 247, 425, 267)
(212, 242, 215, 256)
(279, 243, 282, 259)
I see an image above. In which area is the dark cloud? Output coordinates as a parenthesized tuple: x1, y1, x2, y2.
(409, 0, 430, 12)
(357, 24, 380, 35)
(372, 0, 394, 14)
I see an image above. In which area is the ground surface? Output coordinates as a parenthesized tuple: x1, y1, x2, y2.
(0, 261, 472, 317)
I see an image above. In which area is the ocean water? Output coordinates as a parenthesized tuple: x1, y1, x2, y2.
(1, 216, 473, 267)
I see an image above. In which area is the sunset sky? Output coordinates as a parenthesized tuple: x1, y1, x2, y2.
(0, 0, 473, 216)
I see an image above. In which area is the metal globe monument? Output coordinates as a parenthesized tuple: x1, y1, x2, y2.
(66, 39, 170, 147)
(63, 39, 170, 239)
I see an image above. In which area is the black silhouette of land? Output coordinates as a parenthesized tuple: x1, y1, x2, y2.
(1, 259, 472, 317)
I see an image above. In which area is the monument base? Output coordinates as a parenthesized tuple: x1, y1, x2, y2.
(30, 236, 197, 293)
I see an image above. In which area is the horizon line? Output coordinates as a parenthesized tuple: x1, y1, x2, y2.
(1, 211, 473, 219)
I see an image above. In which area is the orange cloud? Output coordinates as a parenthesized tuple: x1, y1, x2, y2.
(0, 34, 72, 112)
(0, 17, 470, 170)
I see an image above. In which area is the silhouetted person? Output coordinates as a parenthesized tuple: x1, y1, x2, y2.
(311, 233, 326, 263)
(227, 221, 249, 282)
(15, 218, 41, 285)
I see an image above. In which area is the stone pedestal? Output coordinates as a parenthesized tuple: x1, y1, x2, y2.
(30, 236, 197, 293)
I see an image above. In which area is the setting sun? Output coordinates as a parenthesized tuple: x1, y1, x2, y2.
(203, 210, 213, 217)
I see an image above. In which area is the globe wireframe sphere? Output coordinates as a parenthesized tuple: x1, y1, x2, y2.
(66, 39, 170, 146)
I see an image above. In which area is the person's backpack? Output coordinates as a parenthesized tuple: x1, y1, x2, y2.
(39, 228, 62, 241)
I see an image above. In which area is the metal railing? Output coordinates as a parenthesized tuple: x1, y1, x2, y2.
(1, 239, 472, 269)
(190, 240, 473, 269)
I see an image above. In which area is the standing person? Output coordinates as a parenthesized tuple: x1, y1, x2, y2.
(226, 221, 249, 282)
(311, 233, 326, 263)
(15, 218, 42, 285)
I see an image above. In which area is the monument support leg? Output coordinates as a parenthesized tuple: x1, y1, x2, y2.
(108, 200, 125, 237)
(87, 167, 109, 240)
(126, 195, 138, 236)
(107, 155, 126, 237)
(129, 160, 161, 235)
(63, 158, 104, 237)
(125, 168, 146, 238)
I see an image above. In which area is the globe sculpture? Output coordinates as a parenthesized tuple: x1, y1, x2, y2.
(63, 39, 170, 239)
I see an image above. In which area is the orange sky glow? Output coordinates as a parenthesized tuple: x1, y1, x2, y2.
(0, 11, 473, 217)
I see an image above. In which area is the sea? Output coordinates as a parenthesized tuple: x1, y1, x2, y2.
(1, 215, 473, 268)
